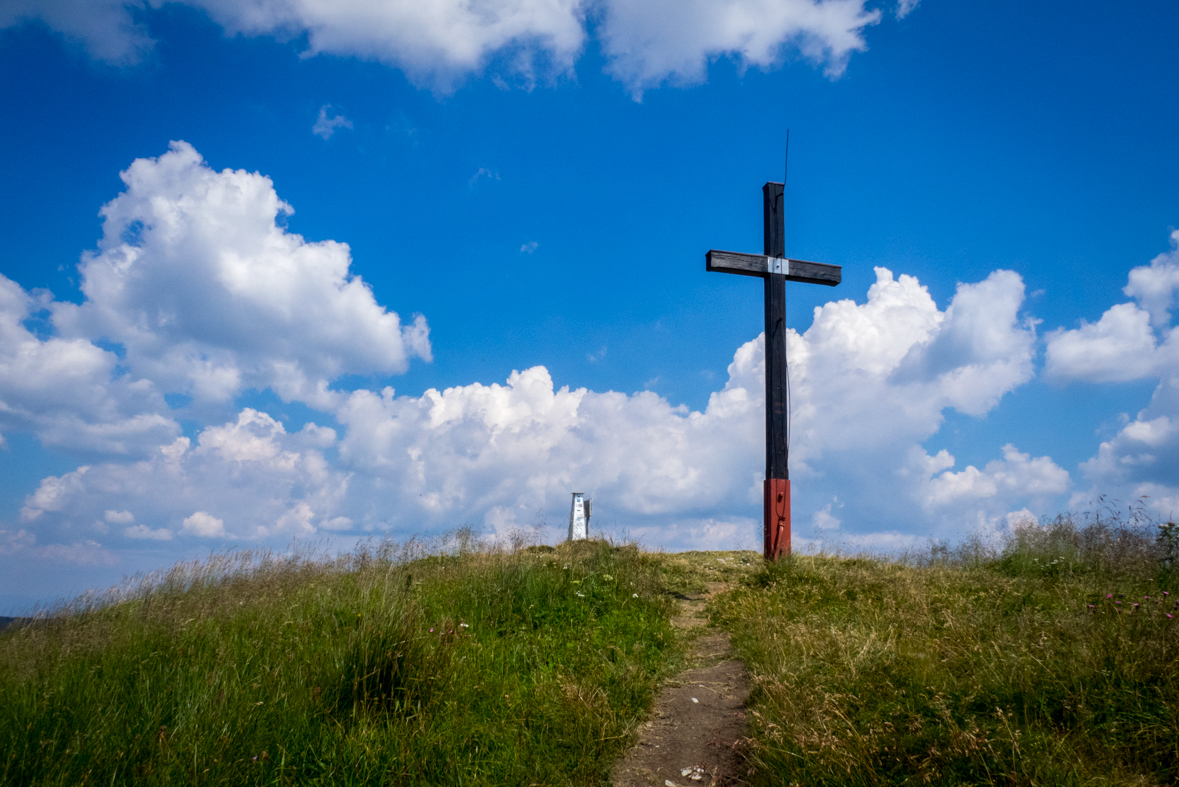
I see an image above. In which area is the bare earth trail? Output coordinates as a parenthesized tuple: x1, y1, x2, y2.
(612, 581, 751, 787)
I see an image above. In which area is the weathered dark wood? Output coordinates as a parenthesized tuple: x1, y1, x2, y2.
(705, 250, 765, 277)
(763, 183, 790, 562)
(764, 182, 785, 258)
(765, 271, 788, 480)
(705, 179, 842, 561)
(705, 250, 841, 285)
(786, 259, 841, 286)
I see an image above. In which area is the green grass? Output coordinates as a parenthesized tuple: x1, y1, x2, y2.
(8, 516, 1178, 786)
(0, 535, 682, 786)
(712, 517, 1179, 786)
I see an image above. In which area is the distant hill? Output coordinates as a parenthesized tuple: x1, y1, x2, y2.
(0, 616, 31, 631)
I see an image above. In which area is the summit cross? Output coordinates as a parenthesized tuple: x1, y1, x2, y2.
(706, 182, 841, 561)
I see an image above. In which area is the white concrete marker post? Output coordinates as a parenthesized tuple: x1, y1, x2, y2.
(568, 493, 589, 541)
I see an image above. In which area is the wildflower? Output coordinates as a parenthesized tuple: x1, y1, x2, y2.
(1165, 591, 1170, 596)
(633, 593, 639, 598)
(1169, 614, 1174, 619)
(1115, 601, 1121, 605)
(1107, 594, 1113, 599)
(1088, 604, 1094, 609)
(459, 623, 469, 628)
(575, 591, 585, 597)
(1145, 596, 1151, 600)
(429, 628, 434, 633)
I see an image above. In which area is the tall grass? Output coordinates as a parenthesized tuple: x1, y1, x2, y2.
(714, 515, 1179, 786)
(0, 534, 680, 786)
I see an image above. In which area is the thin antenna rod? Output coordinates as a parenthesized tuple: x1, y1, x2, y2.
(783, 129, 791, 453)
(784, 128, 790, 184)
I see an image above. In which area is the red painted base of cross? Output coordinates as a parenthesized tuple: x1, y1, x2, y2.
(706, 182, 841, 561)
(763, 478, 790, 560)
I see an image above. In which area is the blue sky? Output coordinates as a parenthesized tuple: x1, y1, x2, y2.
(2, 0, 1178, 611)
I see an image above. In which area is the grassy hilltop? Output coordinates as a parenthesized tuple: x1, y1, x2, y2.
(716, 518, 1179, 786)
(1, 535, 695, 786)
(2, 518, 1178, 786)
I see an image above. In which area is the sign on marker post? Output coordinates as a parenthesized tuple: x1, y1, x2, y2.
(568, 493, 589, 541)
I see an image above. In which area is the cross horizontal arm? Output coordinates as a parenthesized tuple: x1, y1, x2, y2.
(706, 250, 841, 286)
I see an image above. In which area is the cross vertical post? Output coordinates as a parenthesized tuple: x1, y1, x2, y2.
(705, 181, 841, 561)
(762, 183, 789, 560)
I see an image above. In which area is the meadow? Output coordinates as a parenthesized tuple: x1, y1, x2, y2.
(3, 514, 1177, 786)
(0, 533, 686, 786)
(714, 515, 1179, 786)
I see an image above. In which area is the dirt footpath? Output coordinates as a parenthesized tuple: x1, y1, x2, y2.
(611, 582, 750, 787)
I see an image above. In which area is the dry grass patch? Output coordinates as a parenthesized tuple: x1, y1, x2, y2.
(712, 518, 1179, 786)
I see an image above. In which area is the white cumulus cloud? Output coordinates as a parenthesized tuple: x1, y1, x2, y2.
(10, 260, 1053, 560)
(3, 0, 901, 94)
(0, 145, 1070, 597)
(1047, 230, 1179, 519)
(181, 511, 226, 538)
(18, 408, 349, 547)
(1045, 302, 1160, 383)
(597, 0, 882, 96)
(0, 274, 177, 455)
(918, 444, 1069, 510)
(51, 141, 431, 411)
(1046, 230, 1179, 384)
(193, 0, 587, 90)
(325, 265, 1045, 541)
(789, 267, 1037, 466)
(1125, 231, 1179, 328)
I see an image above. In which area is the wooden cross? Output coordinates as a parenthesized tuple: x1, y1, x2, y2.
(706, 182, 841, 561)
